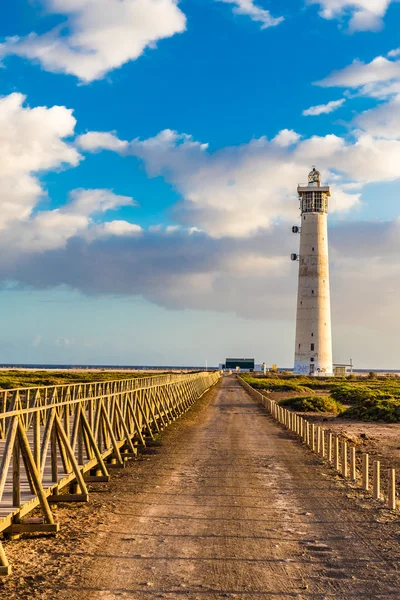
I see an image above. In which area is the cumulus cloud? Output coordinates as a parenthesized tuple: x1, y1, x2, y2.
(317, 55, 400, 98)
(307, 0, 394, 32)
(0, 92, 79, 231)
(77, 131, 130, 152)
(272, 129, 301, 147)
(83, 125, 400, 237)
(95, 220, 143, 236)
(217, 0, 284, 28)
(1, 94, 400, 359)
(0, 0, 186, 82)
(303, 98, 345, 116)
(1, 189, 138, 258)
(0, 92, 142, 259)
(2, 220, 400, 356)
(355, 95, 400, 139)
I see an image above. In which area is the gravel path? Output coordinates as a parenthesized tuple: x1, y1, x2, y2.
(63, 376, 400, 599)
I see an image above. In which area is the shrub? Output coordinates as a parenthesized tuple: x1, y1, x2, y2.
(343, 397, 400, 422)
(242, 375, 312, 394)
(280, 395, 344, 414)
(330, 384, 398, 405)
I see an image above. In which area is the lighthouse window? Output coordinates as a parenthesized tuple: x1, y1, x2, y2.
(311, 333, 314, 337)
(312, 247, 315, 251)
(311, 343, 314, 351)
(312, 290, 314, 295)
(298, 344, 300, 349)
(315, 192, 322, 210)
(310, 358, 315, 362)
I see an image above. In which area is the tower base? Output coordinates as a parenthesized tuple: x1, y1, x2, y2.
(294, 361, 333, 377)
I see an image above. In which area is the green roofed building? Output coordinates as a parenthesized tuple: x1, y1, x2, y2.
(224, 358, 255, 372)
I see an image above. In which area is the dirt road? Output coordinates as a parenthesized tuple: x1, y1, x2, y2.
(5, 375, 400, 599)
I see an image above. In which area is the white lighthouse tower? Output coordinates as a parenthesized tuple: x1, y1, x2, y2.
(292, 167, 333, 377)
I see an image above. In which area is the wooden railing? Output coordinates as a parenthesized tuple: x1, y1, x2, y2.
(0, 371, 220, 575)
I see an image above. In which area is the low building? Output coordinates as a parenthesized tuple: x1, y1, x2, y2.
(333, 364, 353, 377)
(224, 358, 255, 372)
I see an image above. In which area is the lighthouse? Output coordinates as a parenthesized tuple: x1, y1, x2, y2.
(291, 167, 333, 377)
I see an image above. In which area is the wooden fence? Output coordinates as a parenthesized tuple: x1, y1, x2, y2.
(0, 371, 220, 575)
(239, 377, 397, 511)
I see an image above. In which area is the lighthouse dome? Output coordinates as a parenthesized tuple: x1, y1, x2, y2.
(308, 166, 321, 185)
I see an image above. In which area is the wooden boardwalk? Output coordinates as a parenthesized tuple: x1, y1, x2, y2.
(0, 372, 220, 575)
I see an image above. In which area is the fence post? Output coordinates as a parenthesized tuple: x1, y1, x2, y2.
(328, 432, 332, 463)
(316, 427, 321, 455)
(350, 447, 356, 482)
(311, 424, 315, 452)
(362, 454, 369, 491)
(342, 441, 348, 478)
(334, 436, 340, 471)
(373, 461, 380, 500)
(321, 429, 325, 458)
(388, 469, 396, 510)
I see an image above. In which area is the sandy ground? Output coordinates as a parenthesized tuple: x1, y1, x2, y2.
(3, 376, 400, 599)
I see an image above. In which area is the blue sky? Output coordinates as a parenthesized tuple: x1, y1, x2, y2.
(1, 0, 400, 367)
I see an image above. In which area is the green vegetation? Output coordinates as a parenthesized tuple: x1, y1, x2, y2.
(241, 375, 313, 394)
(280, 395, 344, 414)
(343, 398, 400, 422)
(0, 370, 155, 390)
(330, 383, 400, 405)
(243, 373, 400, 423)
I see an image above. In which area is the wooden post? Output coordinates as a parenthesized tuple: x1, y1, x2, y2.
(362, 454, 369, 491)
(13, 435, 21, 508)
(321, 429, 325, 458)
(388, 468, 396, 510)
(311, 424, 315, 452)
(0, 541, 11, 575)
(328, 432, 332, 463)
(341, 441, 348, 478)
(334, 436, 340, 471)
(33, 411, 40, 472)
(350, 447, 356, 482)
(51, 425, 58, 483)
(373, 460, 380, 500)
(316, 427, 321, 455)
(306, 422, 310, 447)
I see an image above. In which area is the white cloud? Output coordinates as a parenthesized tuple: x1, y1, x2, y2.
(388, 48, 400, 58)
(67, 188, 135, 215)
(307, 0, 394, 32)
(0, 0, 186, 82)
(317, 55, 400, 98)
(0, 92, 80, 231)
(303, 98, 345, 116)
(1, 189, 137, 256)
(98, 220, 142, 236)
(0, 92, 142, 258)
(77, 131, 129, 152)
(78, 128, 369, 237)
(355, 94, 400, 139)
(272, 129, 301, 147)
(218, 0, 284, 28)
